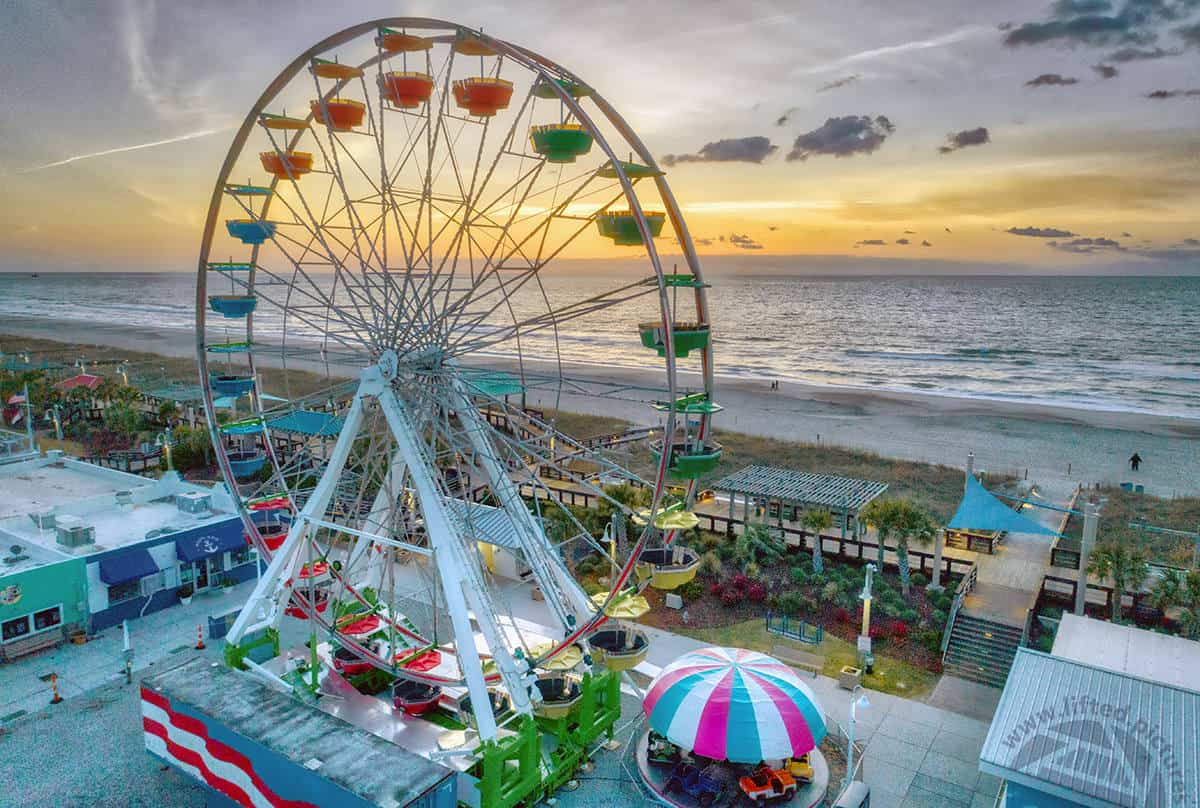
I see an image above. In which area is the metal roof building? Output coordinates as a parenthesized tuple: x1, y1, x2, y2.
(711, 464, 888, 534)
(980, 647, 1198, 807)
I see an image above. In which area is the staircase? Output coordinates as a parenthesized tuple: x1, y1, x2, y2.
(941, 612, 1023, 688)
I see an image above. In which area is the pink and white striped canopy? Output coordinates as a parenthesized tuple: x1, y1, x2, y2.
(643, 647, 826, 763)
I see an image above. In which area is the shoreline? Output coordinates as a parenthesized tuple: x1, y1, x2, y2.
(2, 314, 1198, 496)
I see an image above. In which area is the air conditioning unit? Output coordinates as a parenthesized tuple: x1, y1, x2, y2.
(115, 490, 134, 511)
(176, 491, 212, 514)
(28, 510, 56, 531)
(45, 449, 65, 467)
(55, 515, 96, 548)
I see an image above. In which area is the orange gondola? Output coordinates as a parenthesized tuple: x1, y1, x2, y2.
(310, 98, 366, 131)
(310, 58, 363, 80)
(376, 28, 432, 53)
(381, 72, 434, 108)
(454, 35, 496, 56)
(452, 77, 513, 117)
(259, 151, 313, 180)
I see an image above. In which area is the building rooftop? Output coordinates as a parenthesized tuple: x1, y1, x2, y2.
(980, 648, 1198, 808)
(144, 657, 453, 806)
(1051, 613, 1200, 693)
(0, 454, 237, 572)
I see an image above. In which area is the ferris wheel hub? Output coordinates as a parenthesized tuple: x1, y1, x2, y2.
(377, 348, 399, 381)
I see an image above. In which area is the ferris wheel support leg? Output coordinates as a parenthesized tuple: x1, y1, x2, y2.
(346, 449, 408, 591)
(227, 389, 368, 646)
(374, 380, 531, 739)
(451, 382, 595, 624)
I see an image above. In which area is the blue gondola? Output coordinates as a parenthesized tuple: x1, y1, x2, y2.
(225, 219, 276, 245)
(209, 295, 258, 318)
(227, 450, 267, 479)
(220, 418, 264, 436)
(209, 374, 255, 396)
(207, 262, 256, 272)
(224, 184, 273, 197)
(206, 342, 252, 354)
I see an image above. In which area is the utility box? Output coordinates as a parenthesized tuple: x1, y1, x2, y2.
(55, 515, 96, 548)
(833, 782, 870, 808)
(176, 491, 212, 514)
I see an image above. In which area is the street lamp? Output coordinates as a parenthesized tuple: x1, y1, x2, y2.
(858, 562, 875, 662)
(844, 685, 871, 791)
(155, 427, 174, 472)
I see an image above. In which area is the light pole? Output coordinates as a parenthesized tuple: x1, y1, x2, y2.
(155, 427, 175, 473)
(844, 685, 870, 790)
(858, 563, 875, 662)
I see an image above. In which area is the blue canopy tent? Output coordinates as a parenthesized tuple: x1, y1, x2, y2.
(949, 475, 1060, 537)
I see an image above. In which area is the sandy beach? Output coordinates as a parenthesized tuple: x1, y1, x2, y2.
(2, 313, 1197, 497)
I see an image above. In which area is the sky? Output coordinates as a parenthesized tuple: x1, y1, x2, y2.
(0, 0, 1198, 273)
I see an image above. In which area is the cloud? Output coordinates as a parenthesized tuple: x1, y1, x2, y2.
(729, 233, 764, 250)
(1093, 63, 1120, 77)
(938, 127, 991, 154)
(817, 74, 860, 93)
(1004, 0, 1200, 50)
(1047, 236, 1125, 253)
(921, 240, 933, 247)
(945, 227, 953, 233)
(903, 230, 916, 234)
(797, 25, 989, 75)
(1146, 88, 1200, 98)
(767, 225, 780, 231)
(1107, 45, 1179, 60)
(787, 115, 895, 161)
(1007, 226, 1077, 237)
(662, 136, 778, 167)
(1177, 22, 1200, 45)
(896, 238, 911, 245)
(776, 107, 800, 126)
(121, 0, 220, 123)
(855, 239, 888, 246)
(19, 128, 226, 173)
(1122, 231, 1133, 237)
(1026, 73, 1080, 86)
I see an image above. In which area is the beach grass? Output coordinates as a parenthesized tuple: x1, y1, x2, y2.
(1063, 485, 1200, 566)
(675, 617, 939, 699)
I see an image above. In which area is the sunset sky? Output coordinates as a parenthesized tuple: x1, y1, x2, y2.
(1, 0, 1198, 272)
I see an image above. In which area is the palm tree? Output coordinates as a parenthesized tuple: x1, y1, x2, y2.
(1151, 568, 1200, 638)
(734, 522, 786, 573)
(803, 509, 833, 576)
(861, 499, 899, 570)
(1088, 541, 1149, 623)
(894, 504, 936, 598)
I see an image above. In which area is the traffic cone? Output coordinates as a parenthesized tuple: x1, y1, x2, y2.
(195, 625, 206, 651)
(50, 673, 63, 705)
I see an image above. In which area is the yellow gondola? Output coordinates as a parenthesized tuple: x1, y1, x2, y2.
(587, 625, 649, 672)
(590, 589, 650, 619)
(636, 546, 701, 590)
(528, 641, 584, 671)
(532, 673, 582, 720)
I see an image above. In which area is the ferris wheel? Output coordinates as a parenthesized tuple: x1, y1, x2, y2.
(196, 18, 719, 743)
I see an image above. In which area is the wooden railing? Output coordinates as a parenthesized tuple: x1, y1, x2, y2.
(941, 563, 979, 658)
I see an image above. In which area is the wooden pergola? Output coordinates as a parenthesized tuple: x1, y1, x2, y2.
(711, 464, 888, 538)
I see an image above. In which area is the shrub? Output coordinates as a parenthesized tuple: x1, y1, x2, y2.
(709, 583, 724, 597)
(721, 589, 743, 607)
(744, 561, 761, 580)
(679, 580, 704, 601)
(833, 606, 851, 624)
(911, 572, 928, 588)
(890, 620, 910, 639)
(900, 608, 920, 624)
(821, 581, 841, 602)
(731, 573, 751, 591)
(918, 629, 943, 653)
(931, 609, 948, 628)
(869, 623, 889, 641)
(776, 592, 804, 616)
(790, 567, 809, 586)
(699, 551, 723, 578)
(747, 583, 768, 603)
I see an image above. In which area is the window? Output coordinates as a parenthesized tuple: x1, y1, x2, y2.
(33, 607, 61, 632)
(2, 616, 31, 643)
(108, 580, 142, 604)
(230, 547, 256, 567)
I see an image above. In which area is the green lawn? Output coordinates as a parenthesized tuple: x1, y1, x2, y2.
(675, 618, 940, 700)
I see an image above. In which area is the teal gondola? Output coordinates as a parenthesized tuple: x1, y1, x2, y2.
(227, 450, 267, 479)
(208, 295, 258, 318)
(225, 220, 276, 245)
(209, 374, 255, 396)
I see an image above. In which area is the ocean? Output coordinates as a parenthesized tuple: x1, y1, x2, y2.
(1, 271, 1197, 419)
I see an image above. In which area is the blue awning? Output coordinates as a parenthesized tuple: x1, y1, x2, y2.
(266, 409, 345, 437)
(99, 549, 159, 586)
(949, 475, 1060, 537)
(174, 519, 247, 562)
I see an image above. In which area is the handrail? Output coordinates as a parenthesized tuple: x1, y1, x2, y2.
(942, 563, 978, 658)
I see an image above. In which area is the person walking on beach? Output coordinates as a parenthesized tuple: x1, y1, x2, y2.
(1129, 452, 1142, 471)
